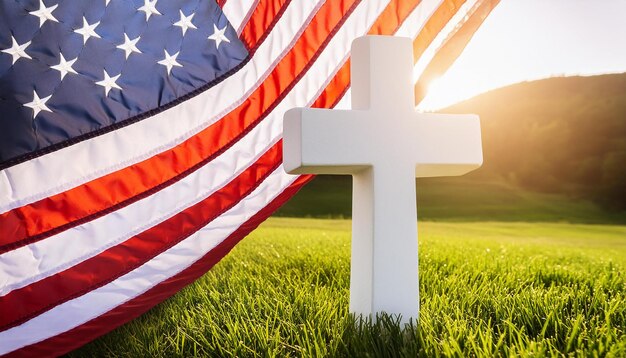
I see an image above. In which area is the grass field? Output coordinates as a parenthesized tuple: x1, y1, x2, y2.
(72, 218, 626, 357)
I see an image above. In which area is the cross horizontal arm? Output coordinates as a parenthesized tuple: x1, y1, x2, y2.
(283, 107, 372, 174)
(407, 113, 483, 177)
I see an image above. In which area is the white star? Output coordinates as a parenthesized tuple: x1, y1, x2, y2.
(207, 24, 230, 49)
(74, 17, 101, 45)
(29, 0, 59, 28)
(105, 0, 111, 5)
(50, 53, 78, 80)
(157, 49, 182, 75)
(24, 90, 53, 118)
(1, 36, 32, 65)
(96, 70, 123, 96)
(173, 10, 197, 36)
(138, 0, 161, 21)
(116, 34, 142, 59)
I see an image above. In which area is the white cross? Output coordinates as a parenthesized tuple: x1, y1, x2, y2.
(283, 36, 482, 323)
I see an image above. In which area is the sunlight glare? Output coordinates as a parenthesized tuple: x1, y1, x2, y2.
(417, 74, 476, 112)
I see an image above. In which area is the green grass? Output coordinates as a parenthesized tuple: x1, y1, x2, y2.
(273, 176, 626, 224)
(72, 218, 626, 357)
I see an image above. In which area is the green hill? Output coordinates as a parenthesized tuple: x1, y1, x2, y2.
(276, 74, 626, 223)
(443, 73, 626, 210)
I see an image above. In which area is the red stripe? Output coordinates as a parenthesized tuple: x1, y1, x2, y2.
(239, 0, 291, 51)
(5, 174, 313, 358)
(235, 0, 260, 35)
(369, 0, 422, 35)
(0, 0, 358, 253)
(413, 0, 466, 61)
(0, 143, 282, 331)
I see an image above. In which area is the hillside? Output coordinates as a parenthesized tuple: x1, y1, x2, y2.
(442, 73, 626, 210)
(276, 74, 626, 222)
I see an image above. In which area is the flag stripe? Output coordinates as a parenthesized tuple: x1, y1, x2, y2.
(369, 0, 423, 35)
(413, 0, 465, 62)
(235, 0, 261, 36)
(412, 0, 478, 86)
(414, 0, 500, 103)
(397, 0, 446, 43)
(222, 0, 258, 34)
(239, 0, 291, 51)
(0, 0, 324, 215)
(0, 142, 282, 331)
(0, 0, 339, 249)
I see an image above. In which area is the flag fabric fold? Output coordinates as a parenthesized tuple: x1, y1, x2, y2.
(0, 0, 498, 355)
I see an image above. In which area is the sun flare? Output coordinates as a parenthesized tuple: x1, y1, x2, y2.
(418, 75, 477, 112)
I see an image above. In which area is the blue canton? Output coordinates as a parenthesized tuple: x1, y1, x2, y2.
(0, 0, 248, 167)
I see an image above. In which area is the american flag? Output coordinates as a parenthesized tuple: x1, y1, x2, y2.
(0, 0, 498, 355)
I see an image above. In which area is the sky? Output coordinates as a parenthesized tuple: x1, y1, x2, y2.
(418, 0, 626, 111)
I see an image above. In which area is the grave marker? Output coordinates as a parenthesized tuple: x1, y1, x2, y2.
(283, 35, 482, 323)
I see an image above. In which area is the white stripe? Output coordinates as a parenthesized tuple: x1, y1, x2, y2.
(413, 0, 480, 82)
(395, 0, 442, 40)
(0, 0, 324, 214)
(222, 0, 258, 34)
(235, 0, 261, 36)
(0, 167, 298, 355)
(0, 0, 393, 297)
